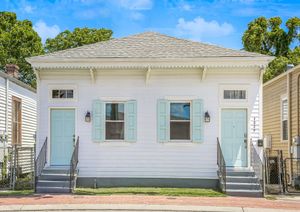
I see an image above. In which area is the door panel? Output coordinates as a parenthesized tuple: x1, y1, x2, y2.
(221, 109, 247, 167)
(50, 109, 75, 165)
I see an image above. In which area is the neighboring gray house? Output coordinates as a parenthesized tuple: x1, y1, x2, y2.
(0, 64, 37, 174)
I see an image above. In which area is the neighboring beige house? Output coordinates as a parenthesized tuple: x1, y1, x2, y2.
(263, 64, 300, 186)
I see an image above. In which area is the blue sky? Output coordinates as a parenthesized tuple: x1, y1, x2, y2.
(1, 0, 299, 50)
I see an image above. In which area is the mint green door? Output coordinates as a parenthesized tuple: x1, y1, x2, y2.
(50, 109, 75, 166)
(221, 109, 247, 167)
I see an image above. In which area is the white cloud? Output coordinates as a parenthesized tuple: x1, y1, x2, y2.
(33, 20, 61, 43)
(181, 3, 192, 11)
(176, 17, 234, 41)
(130, 12, 144, 20)
(119, 0, 152, 10)
(24, 5, 34, 13)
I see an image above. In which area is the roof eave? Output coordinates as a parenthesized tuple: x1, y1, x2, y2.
(27, 56, 274, 70)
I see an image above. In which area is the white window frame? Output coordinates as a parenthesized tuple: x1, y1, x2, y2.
(169, 101, 192, 142)
(105, 101, 125, 142)
(281, 95, 289, 142)
(48, 84, 77, 102)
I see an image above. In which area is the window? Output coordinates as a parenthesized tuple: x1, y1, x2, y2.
(282, 99, 288, 141)
(52, 89, 74, 99)
(12, 97, 22, 145)
(105, 103, 125, 140)
(224, 90, 246, 99)
(170, 102, 190, 140)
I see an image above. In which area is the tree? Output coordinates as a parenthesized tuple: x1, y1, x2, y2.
(0, 12, 43, 87)
(45, 28, 113, 53)
(242, 17, 300, 82)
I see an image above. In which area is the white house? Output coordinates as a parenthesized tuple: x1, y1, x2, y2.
(0, 64, 37, 175)
(27, 32, 273, 195)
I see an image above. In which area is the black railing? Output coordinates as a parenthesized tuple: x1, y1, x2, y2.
(250, 142, 265, 194)
(69, 136, 79, 193)
(34, 137, 47, 192)
(217, 138, 226, 192)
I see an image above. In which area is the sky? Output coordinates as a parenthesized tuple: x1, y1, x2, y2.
(1, 0, 299, 50)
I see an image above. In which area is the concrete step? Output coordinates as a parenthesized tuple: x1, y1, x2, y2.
(226, 189, 263, 197)
(226, 171, 255, 177)
(42, 168, 70, 174)
(226, 176, 259, 183)
(225, 182, 261, 190)
(37, 180, 70, 188)
(36, 186, 70, 194)
(38, 173, 70, 181)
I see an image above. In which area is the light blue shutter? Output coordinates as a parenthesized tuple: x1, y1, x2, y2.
(192, 99, 204, 142)
(125, 100, 137, 142)
(157, 99, 169, 142)
(92, 99, 105, 142)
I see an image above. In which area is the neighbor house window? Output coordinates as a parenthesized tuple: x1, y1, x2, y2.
(105, 103, 125, 140)
(12, 96, 22, 145)
(224, 90, 246, 99)
(170, 102, 190, 140)
(52, 89, 74, 99)
(282, 98, 288, 141)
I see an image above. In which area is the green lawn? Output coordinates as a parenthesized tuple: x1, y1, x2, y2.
(75, 187, 225, 197)
(0, 190, 34, 196)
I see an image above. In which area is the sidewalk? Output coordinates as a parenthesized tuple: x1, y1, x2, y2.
(0, 194, 300, 211)
(0, 203, 298, 212)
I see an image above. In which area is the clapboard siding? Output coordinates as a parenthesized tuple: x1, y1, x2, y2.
(263, 66, 300, 167)
(37, 68, 261, 179)
(263, 75, 289, 158)
(0, 74, 36, 174)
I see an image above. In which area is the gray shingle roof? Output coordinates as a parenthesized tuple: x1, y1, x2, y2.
(32, 32, 267, 60)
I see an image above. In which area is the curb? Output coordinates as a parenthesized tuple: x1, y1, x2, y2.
(0, 204, 297, 212)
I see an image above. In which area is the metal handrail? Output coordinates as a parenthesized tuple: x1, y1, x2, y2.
(69, 136, 79, 193)
(34, 137, 47, 192)
(217, 138, 226, 192)
(250, 142, 265, 195)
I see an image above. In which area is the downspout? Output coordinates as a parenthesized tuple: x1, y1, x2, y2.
(287, 72, 292, 183)
(297, 74, 300, 136)
(4, 78, 9, 150)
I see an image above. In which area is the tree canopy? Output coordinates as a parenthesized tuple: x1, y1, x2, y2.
(242, 16, 300, 82)
(44, 28, 113, 53)
(0, 12, 43, 87)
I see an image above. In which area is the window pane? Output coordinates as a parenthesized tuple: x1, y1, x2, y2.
(170, 122, 190, 140)
(170, 103, 190, 120)
(282, 99, 288, 120)
(59, 90, 67, 98)
(282, 120, 288, 140)
(66, 90, 74, 98)
(52, 90, 60, 98)
(106, 103, 124, 120)
(224, 90, 246, 99)
(106, 122, 124, 140)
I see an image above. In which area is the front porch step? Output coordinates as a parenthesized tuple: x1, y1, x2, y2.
(224, 182, 261, 190)
(226, 189, 263, 197)
(38, 173, 70, 181)
(42, 168, 70, 174)
(37, 180, 70, 188)
(222, 168, 263, 197)
(36, 186, 70, 193)
(226, 176, 259, 183)
(36, 167, 77, 194)
(226, 171, 255, 177)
